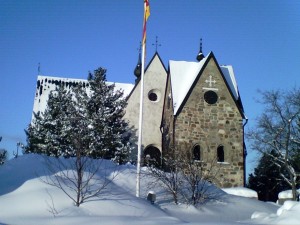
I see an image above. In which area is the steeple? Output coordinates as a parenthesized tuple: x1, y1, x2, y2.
(134, 43, 142, 78)
(196, 38, 204, 61)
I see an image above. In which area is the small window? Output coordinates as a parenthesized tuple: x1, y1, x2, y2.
(149, 92, 158, 101)
(204, 90, 218, 104)
(148, 89, 161, 102)
(217, 145, 224, 162)
(193, 145, 201, 161)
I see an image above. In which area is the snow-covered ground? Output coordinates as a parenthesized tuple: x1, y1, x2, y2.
(278, 189, 300, 199)
(0, 154, 299, 225)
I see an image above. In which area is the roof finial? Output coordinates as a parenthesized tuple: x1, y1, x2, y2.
(196, 38, 204, 61)
(134, 42, 142, 78)
(152, 36, 161, 52)
(200, 38, 203, 53)
(38, 63, 41, 75)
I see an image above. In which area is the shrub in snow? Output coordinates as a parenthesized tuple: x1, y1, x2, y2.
(42, 156, 118, 207)
(146, 143, 221, 206)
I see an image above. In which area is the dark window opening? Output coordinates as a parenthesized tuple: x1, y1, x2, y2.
(204, 90, 218, 104)
(39, 85, 43, 95)
(193, 145, 201, 161)
(144, 146, 161, 167)
(37, 80, 40, 89)
(148, 92, 158, 102)
(217, 145, 224, 162)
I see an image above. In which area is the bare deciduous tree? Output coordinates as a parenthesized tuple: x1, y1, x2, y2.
(179, 148, 220, 205)
(247, 89, 300, 200)
(42, 154, 118, 207)
(145, 150, 184, 204)
(146, 143, 221, 206)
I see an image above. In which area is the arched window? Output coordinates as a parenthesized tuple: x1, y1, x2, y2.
(217, 145, 224, 162)
(144, 146, 161, 167)
(193, 145, 201, 161)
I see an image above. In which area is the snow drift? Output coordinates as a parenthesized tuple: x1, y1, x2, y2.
(0, 154, 299, 225)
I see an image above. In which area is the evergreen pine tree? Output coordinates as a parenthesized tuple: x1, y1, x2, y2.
(248, 151, 289, 202)
(25, 67, 131, 163)
(86, 67, 131, 163)
(25, 86, 74, 157)
(24, 68, 131, 206)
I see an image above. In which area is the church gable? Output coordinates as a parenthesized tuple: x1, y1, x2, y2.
(123, 52, 167, 162)
(165, 53, 245, 187)
(170, 52, 244, 118)
(181, 55, 241, 115)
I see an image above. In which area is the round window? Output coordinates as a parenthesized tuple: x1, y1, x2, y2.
(204, 91, 218, 104)
(149, 92, 158, 101)
(148, 89, 161, 102)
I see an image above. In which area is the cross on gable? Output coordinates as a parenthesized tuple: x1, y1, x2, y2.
(152, 36, 161, 52)
(205, 75, 216, 87)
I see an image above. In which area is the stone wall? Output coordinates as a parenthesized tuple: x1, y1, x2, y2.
(161, 75, 175, 154)
(173, 57, 244, 188)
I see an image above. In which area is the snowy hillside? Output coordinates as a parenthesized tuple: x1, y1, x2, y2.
(0, 155, 299, 225)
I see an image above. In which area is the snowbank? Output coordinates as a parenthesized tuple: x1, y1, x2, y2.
(222, 187, 258, 198)
(0, 154, 292, 225)
(251, 201, 300, 225)
(278, 189, 300, 199)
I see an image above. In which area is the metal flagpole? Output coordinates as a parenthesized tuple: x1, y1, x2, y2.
(136, 42, 146, 198)
(136, 0, 150, 198)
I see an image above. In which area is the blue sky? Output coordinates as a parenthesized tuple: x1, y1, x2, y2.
(1, 0, 299, 177)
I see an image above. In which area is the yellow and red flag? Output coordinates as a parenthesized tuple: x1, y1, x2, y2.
(142, 0, 150, 45)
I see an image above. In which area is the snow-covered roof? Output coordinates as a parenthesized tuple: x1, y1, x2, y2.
(33, 75, 134, 115)
(220, 65, 239, 100)
(169, 52, 241, 115)
(107, 82, 134, 97)
(169, 57, 208, 115)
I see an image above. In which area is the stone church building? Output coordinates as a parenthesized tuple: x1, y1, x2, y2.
(125, 50, 247, 188)
(32, 49, 247, 188)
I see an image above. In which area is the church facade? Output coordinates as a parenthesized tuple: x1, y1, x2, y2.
(32, 50, 247, 188)
(125, 51, 247, 188)
(162, 52, 246, 188)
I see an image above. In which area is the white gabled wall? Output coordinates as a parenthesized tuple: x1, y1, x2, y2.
(124, 54, 167, 162)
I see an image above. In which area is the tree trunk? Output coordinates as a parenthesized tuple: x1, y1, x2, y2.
(76, 151, 83, 207)
(291, 179, 297, 201)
